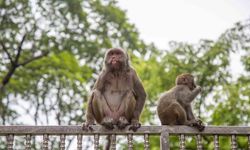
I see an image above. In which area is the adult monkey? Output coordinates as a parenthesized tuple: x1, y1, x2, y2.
(82, 48, 146, 131)
(157, 73, 205, 131)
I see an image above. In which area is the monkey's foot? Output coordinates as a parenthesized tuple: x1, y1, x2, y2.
(117, 117, 129, 129)
(129, 119, 141, 132)
(82, 122, 94, 131)
(193, 119, 205, 131)
(101, 117, 115, 130)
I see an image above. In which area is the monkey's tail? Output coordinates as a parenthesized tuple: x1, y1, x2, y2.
(105, 135, 111, 150)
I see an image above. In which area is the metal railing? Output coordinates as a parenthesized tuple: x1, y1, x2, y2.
(0, 125, 250, 150)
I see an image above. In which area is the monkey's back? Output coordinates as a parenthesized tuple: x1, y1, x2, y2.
(157, 87, 177, 104)
(157, 86, 186, 125)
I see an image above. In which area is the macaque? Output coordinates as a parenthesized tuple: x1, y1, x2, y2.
(157, 73, 205, 131)
(82, 48, 146, 131)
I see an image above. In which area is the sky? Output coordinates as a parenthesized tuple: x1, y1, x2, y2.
(117, 0, 250, 78)
(117, 0, 250, 49)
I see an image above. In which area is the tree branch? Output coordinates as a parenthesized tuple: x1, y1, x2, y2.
(18, 51, 49, 67)
(0, 41, 14, 64)
(14, 34, 26, 64)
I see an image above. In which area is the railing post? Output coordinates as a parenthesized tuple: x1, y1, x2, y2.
(144, 133, 150, 150)
(231, 135, 237, 150)
(179, 134, 185, 150)
(77, 134, 82, 150)
(196, 134, 203, 150)
(214, 135, 219, 150)
(60, 134, 66, 150)
(6, 134, 14, 150)
(94, 134, 99, 150)
(43, 134, 49, 150)
(110, 134, 116, 150)
(248, 135, 250, 150)
(127, 133, 133, 150)
(160, 127, 169, 150)
(25, 134, 31, 150)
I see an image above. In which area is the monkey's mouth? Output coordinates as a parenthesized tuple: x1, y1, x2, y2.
(111, 60, 117, 64)
(111, 59, 120, 65)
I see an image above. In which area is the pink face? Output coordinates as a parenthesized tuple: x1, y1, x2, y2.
(107, 49, 125, 70)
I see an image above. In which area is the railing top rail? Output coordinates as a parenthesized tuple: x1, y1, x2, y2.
(0, 125, 249, 136)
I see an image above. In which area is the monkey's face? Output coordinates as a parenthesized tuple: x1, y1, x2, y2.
(188, 78, 196, 91)
(176, 73, 196, 90)
(105, 48, 127, 70)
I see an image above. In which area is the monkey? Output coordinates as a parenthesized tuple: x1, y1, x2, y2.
(157, 73, 205, 131)
(82, 48, 147, 132)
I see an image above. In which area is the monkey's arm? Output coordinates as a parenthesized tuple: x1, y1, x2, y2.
(82, 92, 96, 131)
(93, 71, 107, 90)
(177, 86, 201, 103)
(185, 105, 195, 120)
(188, 86, 201, 101)
(132, 70, 147, 121)
(83, 73, 106, 130)
(85, 93, 95, 124)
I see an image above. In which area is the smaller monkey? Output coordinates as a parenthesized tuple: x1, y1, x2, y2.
(157, 73, 205, 131)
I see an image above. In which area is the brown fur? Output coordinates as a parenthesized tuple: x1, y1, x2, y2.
(83, 48, 146, 131)
(157, 73, 205, 131)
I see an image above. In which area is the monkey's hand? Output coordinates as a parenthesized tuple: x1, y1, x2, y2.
(129, 119, 141, 132)
(196, 86, 202, 92)
(82, 121, 94, 131)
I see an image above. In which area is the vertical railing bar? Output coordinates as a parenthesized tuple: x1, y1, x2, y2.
(214, 135, 219, 150)
(25, 134, 31, 150)
(6, 134, 14, 150)
(196, 134, 203, 150)
(144, 133, 150, 150)
(43, 134, 49, 150)
(248, 135, 250, 150)
(77, 134, 82, 150)
(94, 134, 99, 150)
(127, 134, 133, 150)
(179, 134, 185, 150)
(231, 135, 237, 150)
(60, 134, 66, 150)
(160, 129, 169, 150)
(110, 134, 116, 150)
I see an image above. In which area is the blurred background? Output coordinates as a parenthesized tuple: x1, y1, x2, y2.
(0, 0, 249, 149)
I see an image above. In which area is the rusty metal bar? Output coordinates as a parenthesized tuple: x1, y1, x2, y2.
(196, 134, 203, 150)
(60, 134, 66, 150)
(94, 134, 99, 150)
(0, 126, 250, 149)
(77, 134, 82, 150)
(248, 135, 250, 150)
(127, 133, 133, 150)
(25, 134, 31, 150)
(231, 135, 237, 150)
(179, 134, 185, 150)
(0, 125, 250, 135)
(214, 135, 219, 150)
(110, 134, 116, 150)
(160, 129, 169, 150)
(144, 133, 150, 150)
(43, 134, 49, 150)
(6, 134, 14, 150)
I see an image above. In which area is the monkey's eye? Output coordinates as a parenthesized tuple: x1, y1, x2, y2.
(114, 51, 121, 55)
(109, 52, 114, 56)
